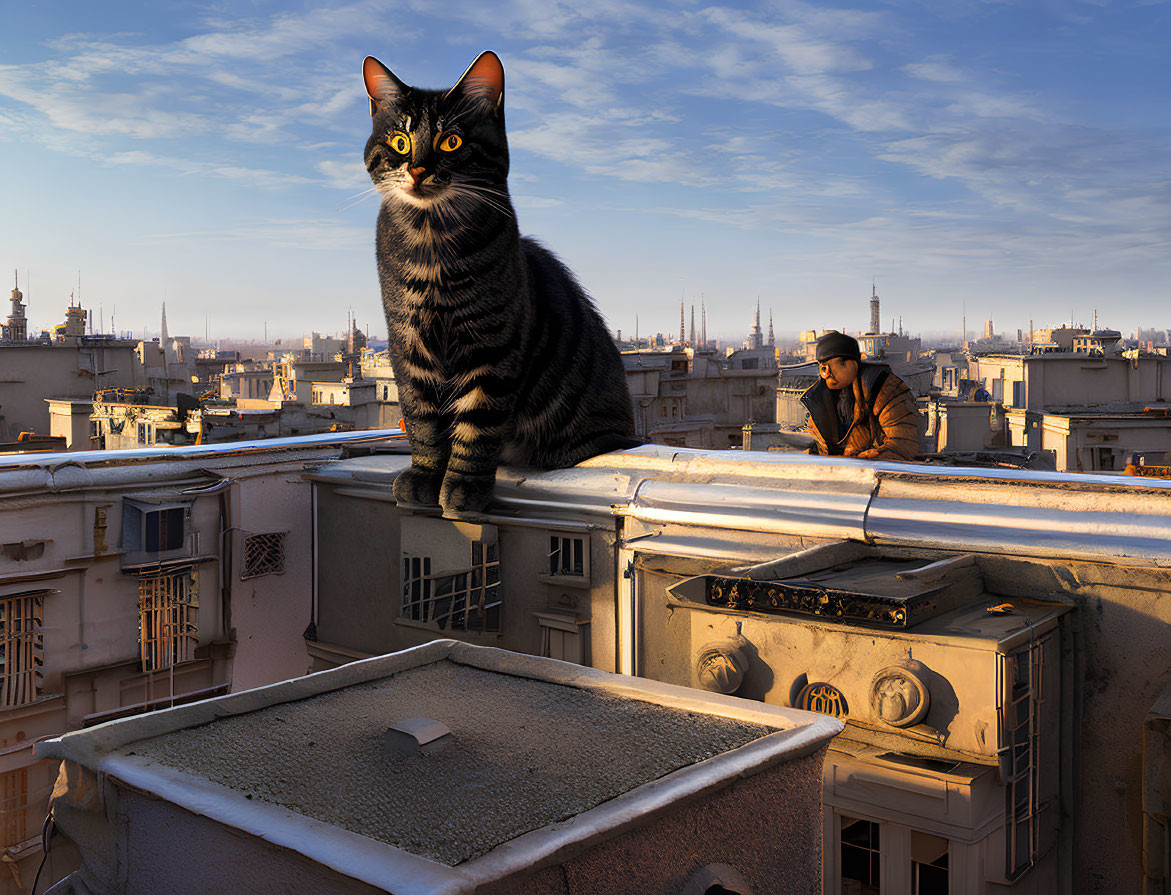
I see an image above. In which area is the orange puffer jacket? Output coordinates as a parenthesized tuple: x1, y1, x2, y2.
(800, 363, 919, 460)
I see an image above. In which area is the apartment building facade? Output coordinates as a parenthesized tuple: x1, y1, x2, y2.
(0, 431, 397, 892)
(307, 447, 1171, 894)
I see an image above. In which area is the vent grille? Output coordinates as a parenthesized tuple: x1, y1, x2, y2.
(242, 532, 287, 580)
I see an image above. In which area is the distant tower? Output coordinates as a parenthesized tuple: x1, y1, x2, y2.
(6, 270, 27, 342)
(701, 302, 707, 349)
(869, 282, 880, 334)
(161, 302, 170, 344)
(984, 317, 994, 340)
(748, 300, 764, 350)
(689, 304, 696, 346)
(768, 310, 775, 348)
(63, 304, 86, 339)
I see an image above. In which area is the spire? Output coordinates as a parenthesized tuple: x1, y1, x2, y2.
(754, 298, 761, 329)
(689, 304, 696, 346)
(768, 310, 774, 347)
(679, 297, 686, 346)
(161, 301, 170, 343)
(701, 299, 707, 349)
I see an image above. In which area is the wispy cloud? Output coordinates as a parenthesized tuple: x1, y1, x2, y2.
(2, 0, 1169, 333)
(132, 217, 369, 250)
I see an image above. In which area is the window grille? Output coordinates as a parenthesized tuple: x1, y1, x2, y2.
(998, 634, 1050, 879)
(0, 593, 44, 707)
(548, 534, 585, 577)
(401, 540, 500, 633)
(0, 768, 27, 848)
(138, 569, 198, 672)
(242, 532, 287, 579)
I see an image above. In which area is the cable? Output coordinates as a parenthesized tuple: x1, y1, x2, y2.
(30, 810, 54, 895)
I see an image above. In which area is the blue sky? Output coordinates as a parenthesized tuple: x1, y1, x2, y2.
(1, 0, 1168, 344)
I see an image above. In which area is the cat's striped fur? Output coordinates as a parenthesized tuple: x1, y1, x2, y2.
(363, 51, 637, 517)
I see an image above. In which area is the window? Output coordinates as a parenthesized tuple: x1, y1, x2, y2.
(401, 541, 500, 633)
(0, 593, 44, 707)
(138, 568, 198, 672)
(0, 768, 28, 848)
(241, 532, 287, 579)
(999, 636, 1050, 879)
(548, 535, 585, 577)
(740, 357, 759, 370)
(912, 832, 949, 894)
(840, 815, 880, 894)
(123, 500, 188, 556)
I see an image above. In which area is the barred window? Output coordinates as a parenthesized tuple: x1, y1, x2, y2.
(0, 593, 44, 707)
(0, 768, 27, 848)
(139, 569, 198, 672)
(402, 540, 501, 633)
(242, 532, 287, 579)
(548, 534, 585, 577)
(999, 634, 1051, 880)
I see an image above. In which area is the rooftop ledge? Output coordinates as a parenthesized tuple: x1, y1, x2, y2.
(3, 431, 1170, 566)
(310, 442, 1171, 568)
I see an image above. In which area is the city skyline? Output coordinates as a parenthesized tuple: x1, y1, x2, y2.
(1, 1, 1169, 339)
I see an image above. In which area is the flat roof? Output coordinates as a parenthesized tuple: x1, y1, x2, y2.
(38, 641, 840, 894)
(131, 659, 772, 865)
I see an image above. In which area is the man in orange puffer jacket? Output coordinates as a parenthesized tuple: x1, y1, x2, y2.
(800, 331, 920, 461)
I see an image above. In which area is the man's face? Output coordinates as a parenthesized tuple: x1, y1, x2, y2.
(819, 357, 858, 390)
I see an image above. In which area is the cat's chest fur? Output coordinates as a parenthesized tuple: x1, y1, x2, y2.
(378, 211, 523, 369)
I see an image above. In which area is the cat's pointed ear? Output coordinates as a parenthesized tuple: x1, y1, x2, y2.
(445, 51, 505, 117)
(363, 56, 407, 117)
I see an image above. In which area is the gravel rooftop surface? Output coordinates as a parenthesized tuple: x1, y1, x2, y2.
(130, 660, 773, 865)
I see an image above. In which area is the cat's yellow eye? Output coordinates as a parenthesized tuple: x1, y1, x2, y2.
(387, 132, 411, 155)
(436, 133, 463, 152)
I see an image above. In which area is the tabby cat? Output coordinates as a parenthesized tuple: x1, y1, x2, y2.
(362, 51, 637, 517)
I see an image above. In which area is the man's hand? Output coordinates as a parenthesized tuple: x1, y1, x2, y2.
(854, 448, 881, 459)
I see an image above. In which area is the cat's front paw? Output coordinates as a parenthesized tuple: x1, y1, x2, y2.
(393, 467, 443, 508)
(439, 471, 496, 519)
